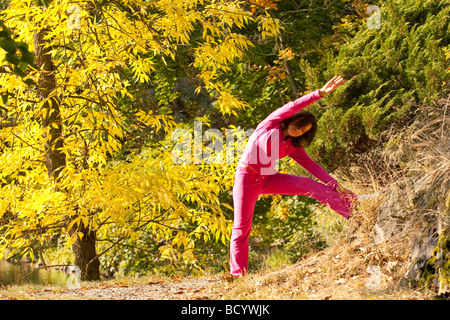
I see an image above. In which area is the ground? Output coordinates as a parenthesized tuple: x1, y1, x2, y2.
(0, 215, 443, 300)
(0, 242, 438, 300)
(8, 275, 224, 300)
(0, 269, 431, 300)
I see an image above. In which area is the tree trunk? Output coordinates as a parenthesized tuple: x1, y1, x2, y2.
(33, 28, 66, 180)
(70, 224, 101, 281)
(279, 31, 298, 97)
(34, 28, 101, 281)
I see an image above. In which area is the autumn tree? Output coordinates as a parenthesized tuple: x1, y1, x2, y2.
(0, 0, 280, 279)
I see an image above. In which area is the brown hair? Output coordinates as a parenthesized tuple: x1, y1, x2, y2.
(281, 110, 317, 147)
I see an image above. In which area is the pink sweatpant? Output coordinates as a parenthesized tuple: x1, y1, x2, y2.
(230, 166, 355, 276)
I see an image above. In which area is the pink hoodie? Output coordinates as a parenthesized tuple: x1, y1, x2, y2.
(239, 89, 339, 189)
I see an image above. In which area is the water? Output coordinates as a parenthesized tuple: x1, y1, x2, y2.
(0, 260, 68, 286)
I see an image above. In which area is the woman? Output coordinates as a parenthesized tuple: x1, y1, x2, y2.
(230, 76, 356, 277)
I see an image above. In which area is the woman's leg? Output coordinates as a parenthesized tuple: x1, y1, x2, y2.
(261, 172, 355, 219)
(230, 168, 265, 275)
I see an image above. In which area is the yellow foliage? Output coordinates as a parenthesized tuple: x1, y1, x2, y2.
(0, 0, 278, 267)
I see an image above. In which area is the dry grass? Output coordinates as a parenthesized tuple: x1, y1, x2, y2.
(216, 198, 427, 300)
(213, 195, 435, 300)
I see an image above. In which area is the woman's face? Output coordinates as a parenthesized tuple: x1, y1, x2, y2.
(287, 122, 312, 137)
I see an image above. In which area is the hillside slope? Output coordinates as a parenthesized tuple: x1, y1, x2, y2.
(219, 94, 450, 300)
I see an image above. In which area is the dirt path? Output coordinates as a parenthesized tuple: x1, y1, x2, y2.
(21, 276, 224, 300)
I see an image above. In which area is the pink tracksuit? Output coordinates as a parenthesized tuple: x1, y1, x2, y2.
(230, 89, 356, 276)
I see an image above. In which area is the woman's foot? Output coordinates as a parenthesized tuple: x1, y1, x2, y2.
(220, 273, 242, 283)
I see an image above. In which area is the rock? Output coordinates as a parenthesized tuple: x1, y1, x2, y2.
(407, 226, 439, 282)
(371, 177, 449, 296)
(373, 186, 411, 244)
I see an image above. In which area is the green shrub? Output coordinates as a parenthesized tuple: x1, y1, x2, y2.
(304, 0, 450, 172)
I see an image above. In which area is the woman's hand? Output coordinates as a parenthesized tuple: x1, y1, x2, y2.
(336, 185, 354, 197)
(319, 75, 345, 96)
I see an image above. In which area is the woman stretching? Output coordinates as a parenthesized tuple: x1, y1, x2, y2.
(230, 76, 356, 277)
